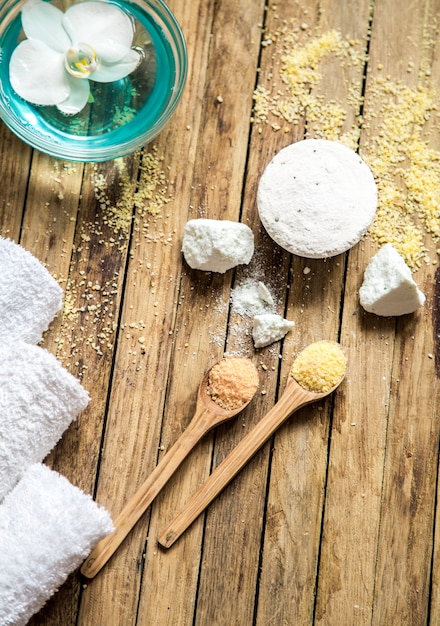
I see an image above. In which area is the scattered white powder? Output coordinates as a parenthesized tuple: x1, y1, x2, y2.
(252, 313, 294, 348)
(231, 280, 276, 316)
(257, 139, 377, 258)
(182, 219, 254, 273)
(359, 243, 426, 316)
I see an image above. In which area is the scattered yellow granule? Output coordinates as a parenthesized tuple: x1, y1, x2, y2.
(291, 341, 346, 393)
(279, 29, 346, 99)
(207, 357, 259, 410)
(91, 146, 174, 240)
(307, 99, 347, 141)
(362, 78, 440, 266)
(252, 24, 364, 148)
(134, 148, 174, 216)
(113, 105, 137, 126)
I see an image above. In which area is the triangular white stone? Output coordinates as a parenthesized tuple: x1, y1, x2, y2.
(252, 313, 294, 348)
(359, 243, 425, 316)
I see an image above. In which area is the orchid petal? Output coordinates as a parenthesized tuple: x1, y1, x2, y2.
(21, 0, 71, 54)
(63, 1, 135, 63)
(91, 48, 142, 83)
(10, 39, 69, 106)
(57, 75, 90, 114)
(87, 38, 133, 65)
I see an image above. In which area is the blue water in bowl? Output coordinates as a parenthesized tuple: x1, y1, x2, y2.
(0, 0, 184, 160)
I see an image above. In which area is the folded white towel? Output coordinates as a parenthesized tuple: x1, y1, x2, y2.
(0, 237, 63, 344)
(0, 463, 113, 626)
(0, 342, 89, 501)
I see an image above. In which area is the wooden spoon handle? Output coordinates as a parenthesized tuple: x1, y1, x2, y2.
(158, 381, 310, 548)
(81, 409, 211, 578)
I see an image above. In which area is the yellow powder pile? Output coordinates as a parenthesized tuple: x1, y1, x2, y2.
(253, 25, 364, 147)
(207, 357, 259, 410)
(291, 340, 346, 393)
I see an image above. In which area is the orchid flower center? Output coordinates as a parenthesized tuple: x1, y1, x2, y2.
(65, 43, 100, 79)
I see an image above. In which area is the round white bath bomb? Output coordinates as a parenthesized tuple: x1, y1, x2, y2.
(182, 219, 254, 273)
(257, 139, 377, 258)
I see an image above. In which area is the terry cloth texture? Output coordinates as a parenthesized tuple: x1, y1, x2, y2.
(0, 463, 114, 626)
(0, 237, 63, 344)
(0, 341, 90, 502)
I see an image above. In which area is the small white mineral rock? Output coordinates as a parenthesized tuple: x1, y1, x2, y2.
(182, 219, 254, 273)
(252, 313, 294, 348)
(359, 243, 426, 316)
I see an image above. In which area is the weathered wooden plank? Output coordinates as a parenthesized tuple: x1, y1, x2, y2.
(429, 3, 440, 621)
(76, 0, 240, 623)
(370, 0, 440, 622)
(315, 0, 439, 624)
(133, 1, 269, 625)
(19, 153, 84, 285)
(231, 1, 372, 624)
(191, 0, 318, 622)
(315, 241, 395, 625)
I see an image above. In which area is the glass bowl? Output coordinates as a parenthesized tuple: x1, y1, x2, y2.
(0, 0, 187, 161)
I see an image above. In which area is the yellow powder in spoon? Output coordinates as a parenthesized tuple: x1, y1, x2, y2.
(291, 341, 346, 392)
(207, 357, 259, 410)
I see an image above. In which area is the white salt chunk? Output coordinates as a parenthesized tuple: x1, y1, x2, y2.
(252, 313, 294, 348)
(257, 139, 377, 258)
(182, 219, 254, 273)
(257, 281, 275, 307)
(359, 243, 426, 316)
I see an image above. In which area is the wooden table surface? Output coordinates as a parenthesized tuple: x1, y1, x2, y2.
(2, 0, 439, 624)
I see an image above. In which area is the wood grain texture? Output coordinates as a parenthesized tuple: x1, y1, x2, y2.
(0, 0, 438, 625)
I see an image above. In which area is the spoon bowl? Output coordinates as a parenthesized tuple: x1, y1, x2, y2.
(196, 367, 256, 417)
(81, 357, 258, 578)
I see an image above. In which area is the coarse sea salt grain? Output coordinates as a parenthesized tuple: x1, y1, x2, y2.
(257, 139, 377, 258)
(359, 243, 426, 316)
(182, 219, 254, 273)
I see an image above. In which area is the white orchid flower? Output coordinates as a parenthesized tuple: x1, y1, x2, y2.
(9, 0, 142, 114)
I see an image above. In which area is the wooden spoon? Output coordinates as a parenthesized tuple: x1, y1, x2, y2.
(158, 370, 344, 549)
(81, 358, 258, 578)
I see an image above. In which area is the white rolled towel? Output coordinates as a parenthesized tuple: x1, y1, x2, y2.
(0, 237, 63, 344)
(0, 463, 113, 626)
(0, 342, 90, 501)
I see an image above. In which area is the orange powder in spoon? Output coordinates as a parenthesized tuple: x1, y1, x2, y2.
(207, 357, 259, 410)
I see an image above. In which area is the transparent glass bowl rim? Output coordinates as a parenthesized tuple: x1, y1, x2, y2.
(0, 0, 188, 161)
